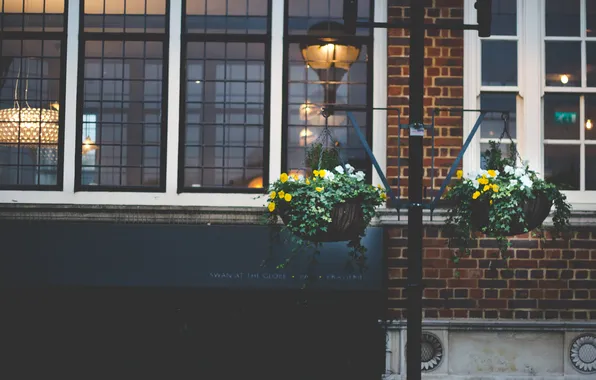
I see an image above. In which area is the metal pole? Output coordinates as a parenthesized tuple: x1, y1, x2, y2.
(406, 1, 425, 379)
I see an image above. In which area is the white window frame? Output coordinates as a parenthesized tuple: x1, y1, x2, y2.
(464, 0, 596, 210)
(0, 0, 387, 207)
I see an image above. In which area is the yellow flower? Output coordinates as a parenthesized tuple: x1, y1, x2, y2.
(478, 177, 489, 185)
(487, 170, 497, 177)
(269, 191, 276, 199)
(313, 170, 319, 177)
(490, 200, 493, 205)
(316, 187, 324, 192)
(456, 170, 463, 179)
(483, 185, 490, 192)
(305, 178, 310, 185)
(492, 184, 499, 192)
(381, 193, 387, 200)
(278, 190, 285, 199)
(280, 173, 288, 183)
(268, 202, 275, 212)
(284, 193, 292, 202)
(472, 191, 481, 200)
(318, 169, 326, 178)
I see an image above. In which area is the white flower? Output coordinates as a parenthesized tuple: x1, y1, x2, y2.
(334, 165, 344, 174)
(324, 171, 335, 181)
(509, 179, 518, 186)
(514, 167, 526, 177)
(344, 163, 355, 174)
(504, 165, 514, 175)
(298, 175, 304, 181)
(353, 171, 365, 181)
(520, 175, 533, 189)
(472, 179, 479, 188)
(479, 169, 489, 177)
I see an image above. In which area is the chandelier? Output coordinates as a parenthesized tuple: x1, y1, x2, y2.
(0, 59, 59, 147)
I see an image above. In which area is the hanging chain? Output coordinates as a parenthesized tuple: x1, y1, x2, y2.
(313, 111, 347, 170)
(494, 112, 523, 165)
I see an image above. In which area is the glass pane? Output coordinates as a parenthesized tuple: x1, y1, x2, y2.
(545, 42, 581, 87)
(544, 94, 580, 140)
(182, 42, 266, 189)
(288, 0, 371, 36)
(546, 0, 580, 37)
(586, 145, 596, 190)
(585, 95, 596, 140)
(481, 143, 514, 170)
(480, 93, 516, 139)
(481, 41, 517, 86)
(586, 42, 596, 87)
(0, 39, 62, 187)
(544, 145, 580, 190)
(491, 0, 516, 36)
(186, 0, 269, 34)
(588, 0, 596, 37)
(80, 41, 164, 188)
(0, 0, 65, 32)
(83, 0, 167, 33)
(285, 42, 369, 176)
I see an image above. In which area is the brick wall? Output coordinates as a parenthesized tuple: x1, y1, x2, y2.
(386, 227, 596, 320)
(387, 0, 464, 199)
(385, 0, 596, 321)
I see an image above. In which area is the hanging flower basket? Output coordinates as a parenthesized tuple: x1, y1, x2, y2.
(278, 196, 366, 242)
(444, 141, 571, 261)
(470, 192, 553, 236)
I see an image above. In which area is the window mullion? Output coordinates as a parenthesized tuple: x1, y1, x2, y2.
(165, 0, 183, 195)
(267, 0, 284, 182)
(63, 0, 81, 192)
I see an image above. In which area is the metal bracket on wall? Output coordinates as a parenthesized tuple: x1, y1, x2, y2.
(341, 108, 510, 220)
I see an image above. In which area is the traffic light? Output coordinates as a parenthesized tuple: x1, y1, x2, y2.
(343, 0, 358, 35)
(475, 0, 492, 37)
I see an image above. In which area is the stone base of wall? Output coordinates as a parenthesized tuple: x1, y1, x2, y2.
(384, 320, 596, 379)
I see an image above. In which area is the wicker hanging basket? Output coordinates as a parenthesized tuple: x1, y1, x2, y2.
(279, 198, 367, 242)
(470, 192, 553, 236)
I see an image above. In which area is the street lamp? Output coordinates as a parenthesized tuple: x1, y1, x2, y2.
(300, 21, 361, 115)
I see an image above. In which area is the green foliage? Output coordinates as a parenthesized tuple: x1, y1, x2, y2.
(444, 141, 572, 266)
(305, 142, 342, 171)
(263, 162, 386, 273)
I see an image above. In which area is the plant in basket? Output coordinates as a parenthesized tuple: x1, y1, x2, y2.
(444, 140, 571, 264)
(264, 142, 386, 273)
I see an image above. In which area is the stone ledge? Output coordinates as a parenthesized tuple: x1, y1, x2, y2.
(384, 319, 596, 332)
(0, 204, 595, 227)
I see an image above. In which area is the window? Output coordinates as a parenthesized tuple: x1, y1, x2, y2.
(543, 0, 596, 191)
(479, 0, 518, 168)
(180, 0, 270, 191)
(283, 0, 374, 178)
(76, 0, 168, 190)
(0, 0, 66, 189)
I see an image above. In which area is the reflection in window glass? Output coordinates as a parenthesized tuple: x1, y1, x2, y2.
(586, 145, 596, 190)
(480, 93, 516, 139)
(588, 0, 596, 37)
(481, 41, 517, 86)
(79, 3, 168, 189)
(186, 0, 269, 34)
(0, 38, 63, 187)
(544, 145, 580, 190)
(287, 0, 371, 36)
(181, 2, 270, 190)
(544, 94, 580, 140)
(285, 40, 370, 176)
(0, 0, 65, 32)
(545, 42, 581, 87)
(480, 143, 513, 170)
(491, 0, 516, 36)
(182, 42, 266, 189)
(585, 95, 596, 140)
(83, 0, 167, 33)
(586, 43, 596, 87)
(545, 0, 580, 37)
